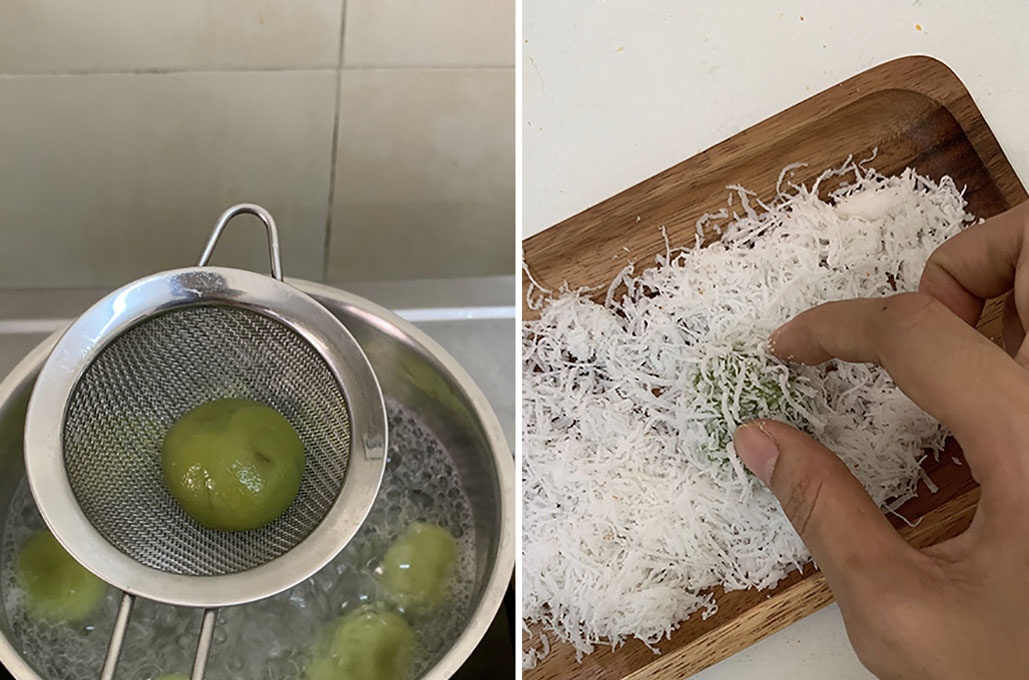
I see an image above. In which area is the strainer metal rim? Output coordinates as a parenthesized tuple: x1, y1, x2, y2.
(24, 266, 388, 609)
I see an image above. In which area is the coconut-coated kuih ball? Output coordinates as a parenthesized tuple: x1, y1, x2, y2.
(162, 398, 305, 531)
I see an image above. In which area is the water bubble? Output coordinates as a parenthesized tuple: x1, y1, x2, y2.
(410, 489, 434, 510)
(20, 503, 39, 528)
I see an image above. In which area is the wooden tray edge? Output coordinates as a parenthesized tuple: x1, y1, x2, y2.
(521, 55, 1028, 311)
(522, 55, 1024, 679)
(524, 55, 1020, 250)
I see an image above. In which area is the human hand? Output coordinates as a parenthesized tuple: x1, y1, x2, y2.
(732, 202, 1029, 679)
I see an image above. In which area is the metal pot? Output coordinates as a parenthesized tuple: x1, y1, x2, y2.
(0, 280, 514, 679)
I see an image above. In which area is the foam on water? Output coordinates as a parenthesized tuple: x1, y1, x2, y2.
(1, 401, 477, 680)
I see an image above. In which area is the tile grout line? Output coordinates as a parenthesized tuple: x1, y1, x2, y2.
(342, 64, 514, 71)
(0, 66, 335, 77)
(0, 65, 516, 79)
(322, 0, 349, 281)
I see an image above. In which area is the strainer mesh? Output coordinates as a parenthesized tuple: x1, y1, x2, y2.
(62, 305, 351, 576)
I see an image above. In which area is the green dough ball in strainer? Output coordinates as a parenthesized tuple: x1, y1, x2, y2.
(162, 398, 305, 531)
(17, 529, 107, 622)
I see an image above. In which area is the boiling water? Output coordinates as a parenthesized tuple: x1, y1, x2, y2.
(1, 402, 477, 680)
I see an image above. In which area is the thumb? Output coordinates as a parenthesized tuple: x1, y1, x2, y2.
(733, 420, 910, 595)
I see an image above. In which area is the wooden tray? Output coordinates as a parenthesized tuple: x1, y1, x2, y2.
(521, 56, 1027, 680)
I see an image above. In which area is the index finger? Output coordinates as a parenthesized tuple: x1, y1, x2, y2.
(770, 292, 1029, 490)
(919, 202, 1029, 325)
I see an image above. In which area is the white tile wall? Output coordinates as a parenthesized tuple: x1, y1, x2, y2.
(344, 0, 514, 67)
(0, 71, 337, 288)
(329, 68, 514, 282)
(0, 0, 344, 73)
(0, 3, 513, 289)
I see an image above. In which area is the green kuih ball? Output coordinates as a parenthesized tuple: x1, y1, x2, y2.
(305, 606, 415, 680)
(379, 522, 458, 613)
(17, 530, 106, 622)
(162, 398, 305, 531)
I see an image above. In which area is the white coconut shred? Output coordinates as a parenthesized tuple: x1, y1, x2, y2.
(521, 158, 976, 667)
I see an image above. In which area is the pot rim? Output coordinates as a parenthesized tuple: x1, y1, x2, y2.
(0, 278, 515, 680)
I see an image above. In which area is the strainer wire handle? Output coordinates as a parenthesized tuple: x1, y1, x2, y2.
(98, 593, 216, 680)
(198, 203, 283, 281)
(99, 593, 134, 680)
(190, 609, 218, 680)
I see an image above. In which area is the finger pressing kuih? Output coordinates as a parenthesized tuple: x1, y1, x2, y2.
(733, 420, 911, 599)
(769, 293, 1029, 489)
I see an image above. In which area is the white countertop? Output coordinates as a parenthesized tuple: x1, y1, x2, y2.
(523, 0, 1029, 238)
(522, 1, 1028, 677)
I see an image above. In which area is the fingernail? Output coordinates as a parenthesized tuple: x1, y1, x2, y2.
(733, 424, 779, 485)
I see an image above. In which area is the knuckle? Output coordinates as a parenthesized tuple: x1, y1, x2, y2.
(921, 249, 950, 284)
(778, 467, 825, 541)
(876, 292, 946, 349)
(880, 292, 945, 336)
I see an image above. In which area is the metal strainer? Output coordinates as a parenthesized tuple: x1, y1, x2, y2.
(23, 205, 387, 679)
